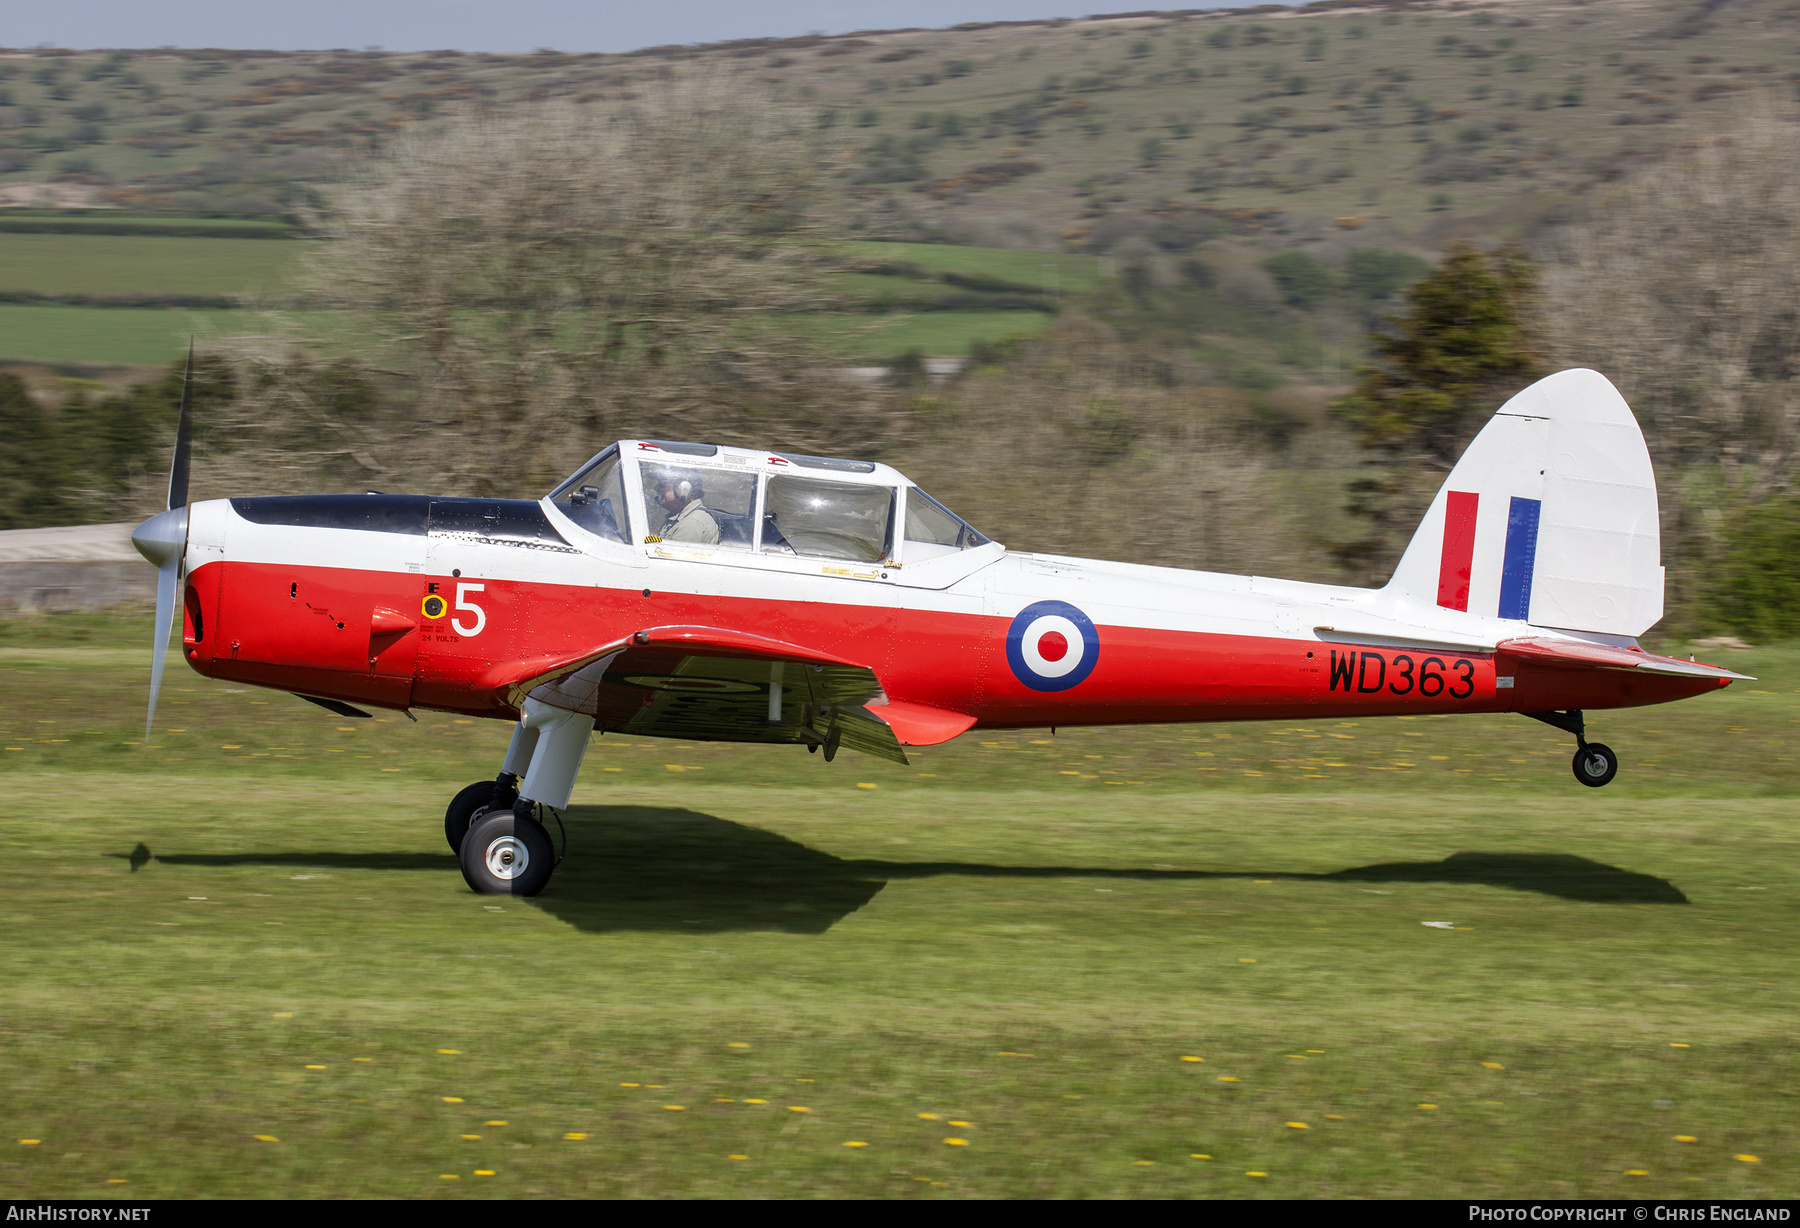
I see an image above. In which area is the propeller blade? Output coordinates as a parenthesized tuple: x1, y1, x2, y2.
(167, 340, 194, 512)
(137, 341, 197, 742)
(146, 557, 180, 742)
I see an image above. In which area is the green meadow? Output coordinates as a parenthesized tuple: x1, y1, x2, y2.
(0, 233, 1070, 366)
(0, 613, 1794, 1198)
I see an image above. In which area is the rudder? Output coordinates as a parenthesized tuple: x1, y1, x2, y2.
(1384, 369, 1663, 636)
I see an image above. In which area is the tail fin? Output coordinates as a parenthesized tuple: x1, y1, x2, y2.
(1385, 369, 1663, 636)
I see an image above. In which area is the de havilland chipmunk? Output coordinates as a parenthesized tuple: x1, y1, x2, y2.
(130, 363, 1748, 896)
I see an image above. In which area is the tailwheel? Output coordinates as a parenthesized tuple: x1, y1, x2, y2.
(1572, 742, 1618, 788)
(460, 808, 555, 896)
(444, 779, 496, 853)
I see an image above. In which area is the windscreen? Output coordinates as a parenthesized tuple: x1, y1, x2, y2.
(552, 449, 627, 543)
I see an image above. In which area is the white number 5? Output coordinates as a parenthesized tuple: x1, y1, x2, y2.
(452, 582, 487, 637)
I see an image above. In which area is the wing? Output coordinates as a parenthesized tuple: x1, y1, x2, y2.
(483, 625, 971, 765)
(1497, 636, 1754, 681)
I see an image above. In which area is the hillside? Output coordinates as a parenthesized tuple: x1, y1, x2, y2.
(1, 0, 1795, 252)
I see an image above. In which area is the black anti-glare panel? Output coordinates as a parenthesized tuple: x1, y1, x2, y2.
(231, 494, 432, 535)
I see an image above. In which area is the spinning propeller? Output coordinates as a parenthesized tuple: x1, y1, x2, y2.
(130, 342, 196, 742)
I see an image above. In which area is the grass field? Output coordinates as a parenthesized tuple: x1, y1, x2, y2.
(0, 234, 300, 298)
(0, 236, 1068, 365)
(0, 612, 1794, 1198)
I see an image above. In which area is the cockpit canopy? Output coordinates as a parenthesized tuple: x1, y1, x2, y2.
(547, 441, 989, 565)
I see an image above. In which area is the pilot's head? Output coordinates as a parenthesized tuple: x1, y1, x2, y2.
(655, 474, 702, 515)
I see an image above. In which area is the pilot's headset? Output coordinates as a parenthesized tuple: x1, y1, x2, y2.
(658, 472, 702, 504)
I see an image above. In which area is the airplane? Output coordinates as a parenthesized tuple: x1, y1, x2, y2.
(131, 364, 1750, 897)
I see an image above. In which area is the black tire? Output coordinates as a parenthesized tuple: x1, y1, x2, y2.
(1572, 742, 1618, 788)
(444, 780, 496, 853)
(459, 809, 555, 897)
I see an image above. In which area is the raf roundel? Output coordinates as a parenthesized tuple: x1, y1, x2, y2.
(1005, 600, 1100, 693)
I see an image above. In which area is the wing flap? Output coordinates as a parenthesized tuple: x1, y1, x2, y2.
(1498, 636, 1753, 681)
(490, 624, 910, 763)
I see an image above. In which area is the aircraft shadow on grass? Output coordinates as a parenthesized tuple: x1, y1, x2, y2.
(129, 806, 1687, 933)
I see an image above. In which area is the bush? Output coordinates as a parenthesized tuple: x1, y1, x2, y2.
(1708, 493, 1800, 639)
(1260, 250, 1334, 310)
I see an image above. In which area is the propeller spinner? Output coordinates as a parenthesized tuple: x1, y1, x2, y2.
(130, 342, 196, 742)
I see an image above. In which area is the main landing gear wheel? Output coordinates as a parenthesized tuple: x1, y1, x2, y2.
(460, 809, 555, 897)
(1572, 742, 1619, 788)
(444, 779, 497, 853)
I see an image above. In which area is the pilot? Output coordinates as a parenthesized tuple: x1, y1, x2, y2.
(654, 474, 720, 545)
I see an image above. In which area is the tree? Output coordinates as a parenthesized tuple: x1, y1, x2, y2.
(1330, 242, 1541, 581)
(0, 374, 63, 529)
(1542, 111, 1800, 499)
(288, 73, 884, 498)
(1540, 111, 1800, 623)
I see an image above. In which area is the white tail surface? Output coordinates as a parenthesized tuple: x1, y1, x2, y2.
(1385, 369, 1664, 636)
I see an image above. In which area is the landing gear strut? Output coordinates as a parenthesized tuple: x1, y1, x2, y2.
(1525, 709, 1619, 788)
(452, 698, 594, 897)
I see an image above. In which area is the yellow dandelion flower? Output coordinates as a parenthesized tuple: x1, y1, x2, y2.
(944, 1138, 969, 1146)
(620, 1082, 640, 1088)
(442, 1097, 463, 1104)
(856, 783, 877, 789)
(728, 1042, 750, 1049)
(474, 1170, 495, 1176)
(1285, 1122, 1309, 1129)
(19, 1140, 42, 1146)
(664, 1106, 685, 1112)
(1669, 1043, 1690, 1049)
(437, 1049, 461, 1055)
(485, 1121, 507, 1126)
(1191, 1154, 1212, 1160)
(1418, 1104, 1438, 1110)
(461, 1134, 480, 1140)
(564, 1133, 588, 1140)
(714, 1098, 736, 1103)
(1218, 1077, 1239, 1083)
(272, 1012, 293, 1019)
(305, 1065, 325, 1070)
(252, 1136, 277, 1143)
(1133, 1160, 1155, 1166)
(729, 1155, 749, 1161)
(1238, 958, 1258, 964)
(744, 1099, 768, 1105)
(105, 1179, 126, 1184)
(645, 1084, 664, 1090)
(1179, 1055, 1204, 1062)
(1324, 1115, 1345, 1121)
(788, 1106, 810, 1113)
(948, 1121, 974, 1127)
(1246, 1171, 1267, 1177)
(1306, 1050, 1325, 1054)
(1673, 1135, 1697, 1143)
(1625, 1169, 1648, 1176)
(440, 1174, 458, 1180)
(1481, 1062, 1504, 1070)
(352, 1058, 373, 1063)
(917, 1112, 941, 1120)
(1736, 1155, 1760, 1163)
(843, 1141, 869, 1148)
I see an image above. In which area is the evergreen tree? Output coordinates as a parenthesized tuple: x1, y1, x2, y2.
(1330, 242, 1542, 582)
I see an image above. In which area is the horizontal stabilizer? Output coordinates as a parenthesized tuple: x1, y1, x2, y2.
(1498, 637, 1753, 681)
